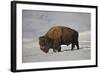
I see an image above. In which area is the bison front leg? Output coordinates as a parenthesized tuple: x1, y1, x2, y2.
(53, 46, 59, 53)
(53, 40, 61, 52)
(52, 45, 58, 53)
(53, 46, 61, 52)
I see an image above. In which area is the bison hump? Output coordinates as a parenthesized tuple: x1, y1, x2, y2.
(46, 26, 62, 39)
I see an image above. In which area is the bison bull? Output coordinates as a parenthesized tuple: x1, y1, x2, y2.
(39, 26, 79, 53)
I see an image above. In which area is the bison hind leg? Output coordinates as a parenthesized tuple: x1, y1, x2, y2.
(76, 41, 79, 50)
(71, 43, 75, 50)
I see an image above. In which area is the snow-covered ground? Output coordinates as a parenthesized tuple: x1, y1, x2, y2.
(22, 41, 91, 63)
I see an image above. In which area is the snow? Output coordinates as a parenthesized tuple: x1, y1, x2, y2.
(22, 41, 91, 63)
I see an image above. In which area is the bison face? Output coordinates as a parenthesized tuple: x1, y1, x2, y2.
(39, 36, 50, 53)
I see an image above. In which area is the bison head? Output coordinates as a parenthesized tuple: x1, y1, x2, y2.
(39, 36, 51, 53)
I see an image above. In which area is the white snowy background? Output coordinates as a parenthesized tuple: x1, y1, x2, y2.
(22, 10, 91, 63)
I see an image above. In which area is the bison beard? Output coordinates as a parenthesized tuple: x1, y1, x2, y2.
(39, 26, 79, 53)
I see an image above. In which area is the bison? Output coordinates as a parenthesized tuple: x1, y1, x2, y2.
(39, 26, 79, 53)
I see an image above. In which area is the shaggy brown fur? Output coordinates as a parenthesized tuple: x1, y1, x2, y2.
(39, 26, 79, 53)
